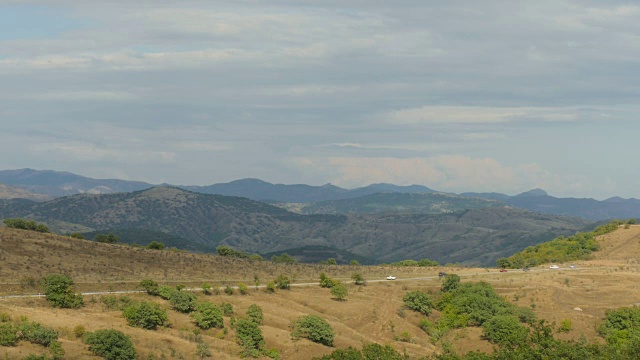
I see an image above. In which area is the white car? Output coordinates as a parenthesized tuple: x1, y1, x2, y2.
(549, 265, 560, 269)
(386, 275, 397, 280)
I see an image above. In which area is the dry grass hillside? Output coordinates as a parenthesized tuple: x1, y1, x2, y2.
(1, 226, 640, 359)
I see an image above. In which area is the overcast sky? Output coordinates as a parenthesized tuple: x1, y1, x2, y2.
(1, 1, 639, 199)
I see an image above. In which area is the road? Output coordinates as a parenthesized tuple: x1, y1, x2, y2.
(0, 266, 583, 300)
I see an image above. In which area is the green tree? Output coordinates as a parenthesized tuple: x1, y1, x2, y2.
(320, 273, 340, 288)
(122, 302, 168, 330)
(69, 232, 85, 239)
(201, 283, 212, 295)
(238, 282, 249, 295)
(95, 233, 119, 244)
(325, 258, 337, 265)
(3, 218, 49, 233)
(19, 321, 59, 346)
(271, 253, 297, 264)
(193, 302, 224, 329)
(247, 304, 264, 325)
(49, 340, 65, 360)
(221, 302, 234, 316)
(496, 258, 511, 269)
(235, 319, 265, 357)
(41, 274, 83, 308)
(482, 315, 529, 348)
(331, 283, 348, 301)
(291, 315, 334, 346)
(0, 323, 17, 346)
(84, 329, 136, 360)
(558, 318, 572, 333)
(147, 241, 165, 250)
(274, 274, 291, 290)
(350, 260, 360, 266)
(169, 291, 197, 313)
(265, 281, 276, 293)
(403, 291, 434, 315)
(441, 274, 461, 293)
(351, 273, 365, 285)
(139, 279, 160, 296)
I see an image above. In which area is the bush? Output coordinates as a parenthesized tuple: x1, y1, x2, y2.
(95, 233, 119, 243)
(84, 329, 136, 360)
(291, 315, 334, 346)
(319, 273, 340, 288)
(147, 241, 165, 250)
(158, 285, 177, 300)
(0, 322, 18, 346)
(274, 274, 291, 290)
(19, 321, 58, 346)
(193, 302, 224, 329)
(238, 283, 249, 295)
(221, 302, 234, 316)
(123, 302, 168, 330)
(73, 325, 86, 338)
(69, 232, 85, 239)
(482, 315, 529, 348)
(559, 318, 572, 333)
(3, 218, 49, 233)
(247, 304, 264, 325)
(201, 283, 212, 295)
(41, 274, 83, 309)
(169, 291, 197, 313)
(49, 341, 65, 360)
(139, 279, 160, 296)
(441, 274, 461, 293)
(403, 291, 434, 315)
(351, 273, 365, 285)
(235, 319, 265, 357)
(271, 253, 297, 264)
(330, 283, 348, 301)
(265, 281, 276, 293)
(224, 285, 235, 295)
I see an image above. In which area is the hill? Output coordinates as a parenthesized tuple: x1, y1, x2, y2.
(278, 192, 502, 215)
(0, 187, 589, 266)
(0, 168, 153, 197)
(1, 227, 640, 359)
(0, 183, 50, 201)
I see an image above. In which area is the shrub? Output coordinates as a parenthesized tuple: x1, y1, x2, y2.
(49, 340, 65, 360)
(235, 319, 265, 357)
(403, 291, 434, 315)
(559, 318, 572, 333)
(441, 274, 461, 293)
(247, 304, 264, 325)
(95, 233, 119, 243)
(221, 302, 234, 316)
(139, 279, 160, 296)
(274, 274, 291, 290)
(69, 232, 85, 239)
(265, 281, 276, 293)
(158, 285, 177, 300)
(73, 325, 86, 338)
(351, 273, 365, 285)
(224, 285, 235, 295)
(193, 302, 224, 330)
(123, 302, 168, 330)
(201, 283, 212, 295)
(291, 315, 334, 346)
(19, 321, 58, 346)
(147, 241, 165, 250)
(350, 260, 360, 266)
(0, 322, 18, 346)
(238, 283, 249, 295)
(3, 218, 49, 233)
(84, 329, 136, 360)
(40, 274, 83, 309)
(319, 273, 340, 288)
(271, 253, 297, 264)
(482, 315, 529, 348)
(330, 283, 348, 301)
(169, 291, 197, 313)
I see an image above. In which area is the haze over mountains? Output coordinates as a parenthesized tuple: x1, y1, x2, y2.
(1, 168, 640, 221)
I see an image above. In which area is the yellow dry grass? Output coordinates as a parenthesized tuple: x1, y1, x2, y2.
(1, 226, 640, 359)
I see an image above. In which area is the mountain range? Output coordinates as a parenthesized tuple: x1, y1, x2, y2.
(2, 168, 640, 221)
(0, 186, 590, 266)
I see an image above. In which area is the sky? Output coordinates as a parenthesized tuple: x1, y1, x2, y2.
(1, 0, 639, 199)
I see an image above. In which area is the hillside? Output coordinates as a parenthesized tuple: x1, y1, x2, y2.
(0, 168, 153, 197)
(277, 192, 502, 215)
(0, 187, 589, 266)
(1, 227, 640, 359)
(0, 184, 50, 201)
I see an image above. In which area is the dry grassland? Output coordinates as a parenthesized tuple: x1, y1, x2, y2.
(0, 226, 640, 359)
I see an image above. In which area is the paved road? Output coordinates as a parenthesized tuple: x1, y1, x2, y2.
(0, 266, 584, 300)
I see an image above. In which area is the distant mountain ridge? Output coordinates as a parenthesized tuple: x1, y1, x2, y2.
(0, 186, 589, 266)
(2, 168, 640, 221)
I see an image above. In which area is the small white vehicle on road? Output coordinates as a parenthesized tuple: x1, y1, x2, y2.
(386, 275, 397, 280)
(549, 265, 560, 269)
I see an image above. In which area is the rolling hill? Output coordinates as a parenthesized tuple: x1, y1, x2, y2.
(0, 183, 50, 201)
(0, 187, 590, 266)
